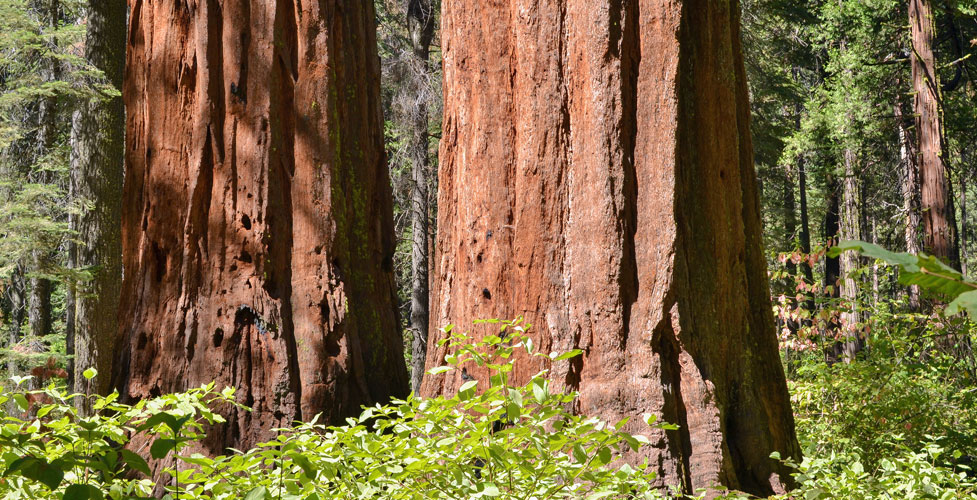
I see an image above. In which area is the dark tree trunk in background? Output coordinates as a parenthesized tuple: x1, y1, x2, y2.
(798, 158, 812, 280)
(407, 0, 436, 394)
(782, 165, 798, 336)
(910, 0, 960, 267)
(795, 118, 815, 320)
(26, 252, 52, 341)
(823, 177, 841, 292)
(897, 98, 922, 308)
(68, 0, 126, 409)
(961, 151, 969, 276)
(28, 0, 60, 345)
(792, 98, 813, 289)
(114, 0, 408, 452)
(783, 167, 798, 267)
(4, 268, 26, 374)
(823, 174, 841, 361)
(422, 0, 799, 495)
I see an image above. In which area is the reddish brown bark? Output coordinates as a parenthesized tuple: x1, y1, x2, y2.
(897, 97, 922, 308)
(422, 0, 799, 495)
(910, 0, 960, 267)
(115, 0, 407, 452)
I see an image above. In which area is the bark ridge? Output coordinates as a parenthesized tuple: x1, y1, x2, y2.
(116, 0, 407, 452)
(423, 0, 800, 495)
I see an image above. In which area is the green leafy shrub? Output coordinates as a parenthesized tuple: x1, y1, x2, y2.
(0, 368, 233, 499)
(783, 443, 976, 500)
(765, 242, 977, 499)
(1, 319, 676, 499)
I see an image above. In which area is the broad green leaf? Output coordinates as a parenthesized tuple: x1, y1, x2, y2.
(121, 449, 151, 476)
(150, 438, 177, 459)
(573, 443, 588, 464)
(4, 456, 39, 476)
(508, 388, 523, 407)
(481, 483, 501, 496)
(532, 381, 547, 404)
(830, 240, 977, 316)
(946, 290, 977, 317)
(288, 452, 316, 479)
(64, 484, 103, 500)
(12, 393, 28, 411)
(551, 349, 584, 361)
(244, 486, 269, 500)
(83, 367, 97, 380)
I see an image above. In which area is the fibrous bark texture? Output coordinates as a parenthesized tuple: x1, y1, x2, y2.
(28, 0, 60, 345)
(115, 0, 408, 452)
(836, 148, 863, 361)
(69, 0, 126, 408)
(910, 0, 960, 267)
(423, 0, 799, 495)
(896, 98, 922, 307)
(407, 0, 436, 394)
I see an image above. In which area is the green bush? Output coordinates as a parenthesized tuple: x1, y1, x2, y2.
(1, 319, 677, 499)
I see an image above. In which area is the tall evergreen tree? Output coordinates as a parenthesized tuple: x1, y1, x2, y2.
(423, 0, 800, 494)
(67, 0, 125, 408)
(910, 0, 960, 267)
(113, 0, 408, 451)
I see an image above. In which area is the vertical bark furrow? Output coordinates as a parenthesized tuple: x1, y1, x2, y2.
(116, 0, 406, 454)
(910, 0, 960, 267)
(425, 0, 798, 495)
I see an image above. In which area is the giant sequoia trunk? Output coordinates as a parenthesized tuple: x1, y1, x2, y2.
(69, 0, 126, 407)
(114, 0, 408, 452)
(910, 0, 960, 267)
(422, 1, 799, 495)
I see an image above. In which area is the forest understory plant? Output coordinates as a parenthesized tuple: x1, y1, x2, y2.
(1, 320, 687, 500)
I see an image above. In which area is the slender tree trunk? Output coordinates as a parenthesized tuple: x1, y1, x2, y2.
(837, 148, 863, 362)
(407, 0, 436, 395)
(961, 150, 969, 276)
(114, 0, 408, 453)
(910, 0, 960, 267)
(823, 174, 841, 362)
(783, 167, 798, 264)
(68, 0, 126, 410)
(782, 165, 798, 336)
(423, 1, 799, 495)
(897, 98, 922, 308)
(28, 0, 60, 345)
(871, 219, 880, 304)
(798, 155, 813, 284)
(823, 177, 841, 293)
(4, 268, 26, 374)
(796, 135, 815, 319)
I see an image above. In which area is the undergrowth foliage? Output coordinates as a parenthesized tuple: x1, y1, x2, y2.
(768, 241, 977, 499)
(1, 319, 676, 499)
(4, 304, 977, 499)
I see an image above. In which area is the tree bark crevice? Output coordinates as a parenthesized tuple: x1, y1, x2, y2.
(115, 0, 407, 454)
(423, 0, 799, 495)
